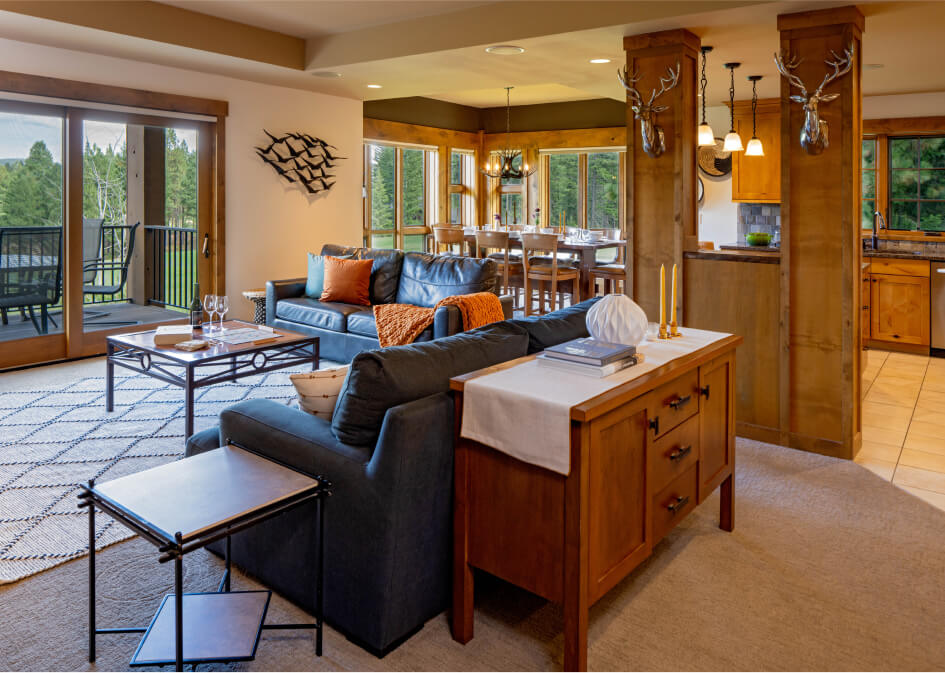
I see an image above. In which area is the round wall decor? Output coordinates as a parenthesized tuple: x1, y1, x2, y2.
(698, 137, 732, 177)
(698, 176, 705, 205)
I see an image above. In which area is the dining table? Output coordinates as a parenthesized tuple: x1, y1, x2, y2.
(462, 231, 627, 300)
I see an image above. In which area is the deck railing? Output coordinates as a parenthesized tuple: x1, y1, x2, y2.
(144, 225, 197, 311)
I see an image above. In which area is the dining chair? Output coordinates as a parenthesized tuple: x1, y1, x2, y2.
(475, 230, 522, 307)
(588, 231, 628, 295)
(521, 232, 580, 316)
(433, 226, 466, 256)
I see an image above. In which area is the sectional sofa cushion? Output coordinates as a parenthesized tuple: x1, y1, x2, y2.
(320, 245, 405, 305)
(396, 253, 498, 307)
(321, 257, 373, 305)
(508, 297, 601, 353)
(331, 320, 529, 446)
(275, 299, 364, 332)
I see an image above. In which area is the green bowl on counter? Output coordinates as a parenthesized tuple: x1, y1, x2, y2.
(745, 232, 773, 247)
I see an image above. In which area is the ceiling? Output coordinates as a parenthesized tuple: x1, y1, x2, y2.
(159, 0, 492, 39)
(0, 1, 943, 109)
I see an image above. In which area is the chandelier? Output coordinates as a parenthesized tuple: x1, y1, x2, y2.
(481, 87, 537, 180)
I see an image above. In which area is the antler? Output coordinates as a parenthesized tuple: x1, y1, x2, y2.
(813, 44, 855, 97)
(774, 51, 808, 97)
(648, 62, 681, 106)
(617, 66, 644, 107)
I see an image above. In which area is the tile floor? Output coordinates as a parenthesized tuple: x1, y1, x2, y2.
(860, 349, 945, 511)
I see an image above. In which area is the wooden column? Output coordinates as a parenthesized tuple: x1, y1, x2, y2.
(778, 6, 863, 458)
(624, 29, 699, 321)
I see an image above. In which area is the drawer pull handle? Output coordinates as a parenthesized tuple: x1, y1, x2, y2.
(649, 417, 659, 435)
(668, 394, 692, 410)
(700, 385, 710, 400)
(666, 495, 690, 514)
(668, 445, 692, 462)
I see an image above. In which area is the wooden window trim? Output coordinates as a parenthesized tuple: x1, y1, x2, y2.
(363, 141, 436, 247)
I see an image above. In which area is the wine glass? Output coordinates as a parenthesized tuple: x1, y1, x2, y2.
(203, 294, 217, 333)
(216, 295, 229, 332)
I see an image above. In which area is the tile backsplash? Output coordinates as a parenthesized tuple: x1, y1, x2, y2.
(737, 203, 781, 242)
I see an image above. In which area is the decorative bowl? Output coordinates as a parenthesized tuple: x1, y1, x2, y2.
(745, 232, 773, 247)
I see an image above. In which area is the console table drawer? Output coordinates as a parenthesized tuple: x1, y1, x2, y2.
(651, 369, 700, 437)
(651, 464, 698, 544)
(649, 414, 699, 493)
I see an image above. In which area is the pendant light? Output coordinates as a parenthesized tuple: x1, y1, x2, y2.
(745, 75, 764, 156)
(481, 87, 537, 180)
(722, 62, 743, 152)
(697, 46, 716, 146)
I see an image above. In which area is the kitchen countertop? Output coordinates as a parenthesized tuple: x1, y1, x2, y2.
(863, 250, 945, 261)
(719, 244, 781, 253)
(684, 249, 780, 264)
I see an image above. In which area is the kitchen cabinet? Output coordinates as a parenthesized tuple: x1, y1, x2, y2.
(731, 99, 780, 203)
(868, 258, 930, 347)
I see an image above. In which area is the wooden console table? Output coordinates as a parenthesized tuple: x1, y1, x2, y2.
(450, 333, 741, 670)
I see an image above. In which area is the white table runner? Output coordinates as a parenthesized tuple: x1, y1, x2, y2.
(460, 327, 731, 475)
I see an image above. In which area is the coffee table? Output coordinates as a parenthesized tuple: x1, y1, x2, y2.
(105, 320, 318, 438)
(78, 444, 331, 671)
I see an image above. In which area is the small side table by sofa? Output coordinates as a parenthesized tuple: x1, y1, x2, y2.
(79, 444, 331, 671)
(242, 289, 267, 324)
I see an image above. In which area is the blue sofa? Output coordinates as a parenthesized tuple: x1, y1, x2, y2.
(186, 298, 600, 655)
(267, 244, 514, 363)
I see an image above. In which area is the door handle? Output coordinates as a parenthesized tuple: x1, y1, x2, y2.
(668, 445, 692, 462)
(202, 234, 211, 259)
(668, 394, 692, 410)
(666, 495, 690, 514)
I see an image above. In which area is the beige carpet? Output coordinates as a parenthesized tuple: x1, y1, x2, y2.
(1, 438, 945, 671)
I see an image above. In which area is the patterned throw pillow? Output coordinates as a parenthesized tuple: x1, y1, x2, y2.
(290, 365, 349, 420)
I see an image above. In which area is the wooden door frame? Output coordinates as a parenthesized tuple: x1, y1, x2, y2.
(0, 70, 227, 369)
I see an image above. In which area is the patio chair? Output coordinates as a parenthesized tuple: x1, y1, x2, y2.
(0, 226, 63, 335)
(83, 221, 140, 326)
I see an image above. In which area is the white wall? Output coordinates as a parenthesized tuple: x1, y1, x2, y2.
(864, 91, 945, 118)
(697, 105, 739, 247)
(0, 37, 363, 321)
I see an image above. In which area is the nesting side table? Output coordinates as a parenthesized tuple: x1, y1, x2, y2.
(79, 445, 331, 671)
(242, 289, 267, 325)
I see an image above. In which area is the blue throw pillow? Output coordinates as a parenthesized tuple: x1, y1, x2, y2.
(305, 253, 325, 299)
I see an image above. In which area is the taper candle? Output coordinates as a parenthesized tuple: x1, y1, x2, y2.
(671, 263, 677, 320)
(659, 264, 666, 325)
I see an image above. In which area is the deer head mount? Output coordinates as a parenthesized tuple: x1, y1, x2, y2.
(617, 61, 681, 158)
(774, 44, 854, 155)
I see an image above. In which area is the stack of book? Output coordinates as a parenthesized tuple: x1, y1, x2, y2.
(537, 337, 642, 378)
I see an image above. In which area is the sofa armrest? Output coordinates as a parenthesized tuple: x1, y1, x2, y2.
(218, 399, 372, 476)
(433, 304, 462, 339)
(266, 278, 306, 325)
(499, 294, 514, 319)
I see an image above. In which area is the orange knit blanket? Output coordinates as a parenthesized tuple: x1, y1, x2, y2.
(373, 292, 505, 347)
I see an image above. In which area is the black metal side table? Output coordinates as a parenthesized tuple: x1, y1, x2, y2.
(78, 444, 331, 671)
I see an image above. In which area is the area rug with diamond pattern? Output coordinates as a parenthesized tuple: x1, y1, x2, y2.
(0, 364, 310, 584)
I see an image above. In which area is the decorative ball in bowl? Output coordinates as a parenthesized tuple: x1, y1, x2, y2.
(745, 232, 773, 247)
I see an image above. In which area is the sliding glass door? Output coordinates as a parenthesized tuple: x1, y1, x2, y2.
(0, 102, 66, 365)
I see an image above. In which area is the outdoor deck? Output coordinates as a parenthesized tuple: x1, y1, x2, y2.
(0, 303, 185, 342)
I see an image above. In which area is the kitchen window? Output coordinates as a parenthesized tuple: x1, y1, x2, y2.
(862, 126, 945, 240)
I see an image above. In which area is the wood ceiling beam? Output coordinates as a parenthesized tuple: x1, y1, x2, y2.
(0, 0, 305, 70)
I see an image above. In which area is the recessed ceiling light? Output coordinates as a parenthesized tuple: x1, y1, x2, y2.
(485, 45, 525, 55)
(864, 63, 885, 70)
(311, 71, 341, 78)
(589, 58, 611, 64)
(366, 84, 383, 89)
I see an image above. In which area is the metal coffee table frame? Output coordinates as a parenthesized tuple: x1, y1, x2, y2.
(105, 325, 318, 438)
(78, 444, 332, 672)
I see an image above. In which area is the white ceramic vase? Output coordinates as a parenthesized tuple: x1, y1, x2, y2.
(585, 294, 648, 346)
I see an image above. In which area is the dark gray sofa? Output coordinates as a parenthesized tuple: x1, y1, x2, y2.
(267, 244, 514, 363)
(185, 298, 600, 655)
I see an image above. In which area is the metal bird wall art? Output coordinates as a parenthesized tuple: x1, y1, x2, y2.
(255, 130, 345, 196)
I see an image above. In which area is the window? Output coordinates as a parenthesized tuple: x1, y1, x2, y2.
(363, 142, 436, 250)
(541, 149, 624, 231)
(449, 149, 475, 225)
(493, 152, 525, 226)
(889, 136, 945, 232)
(862, 138, 877, 229)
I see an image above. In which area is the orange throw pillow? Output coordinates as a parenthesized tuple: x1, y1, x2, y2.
(321, 256, 373, 305)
